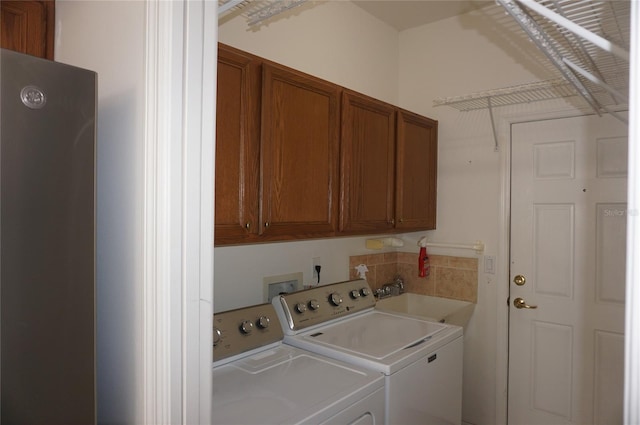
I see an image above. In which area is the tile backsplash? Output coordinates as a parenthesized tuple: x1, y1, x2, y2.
(349, 252, 478, 303)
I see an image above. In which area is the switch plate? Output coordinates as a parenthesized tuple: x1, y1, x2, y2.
(484, 255, 496, 274)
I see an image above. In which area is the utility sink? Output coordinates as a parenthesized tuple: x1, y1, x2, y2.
(375, 293, 475, 330)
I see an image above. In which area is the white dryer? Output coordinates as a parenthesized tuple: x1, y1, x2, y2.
(212, 303, 385, 424)
(272, 279, 463, 425)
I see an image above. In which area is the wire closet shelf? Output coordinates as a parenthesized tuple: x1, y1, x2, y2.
(434, 0, 630, 144)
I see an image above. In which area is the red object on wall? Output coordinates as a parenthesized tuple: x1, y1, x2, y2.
(418, 246, 430, 278)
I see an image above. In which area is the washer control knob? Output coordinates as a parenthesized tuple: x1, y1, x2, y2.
(213, 327, 222, 346)
(240, 320, 254, 334)
(295, 302, 308, 313)
(350, 289, 361, 299)
(360, 287, 371, 297)
(329, 292, 343, 306)
(257, 315, 270, 329)
(308, 299, 320, 311)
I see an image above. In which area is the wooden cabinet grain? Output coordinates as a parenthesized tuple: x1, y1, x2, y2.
(340, 93, 438, 235)
(340, 90, 396, 234)
(395, 109, 438, 230)
(260, 63, 341, 240)
(1, 0, 54, 60)
(214, 44, 261, 245)
(214, 44, 438, 245)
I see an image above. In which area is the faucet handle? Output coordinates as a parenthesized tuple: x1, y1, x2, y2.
(393, 275, 405, 292)
(374, 286, 391, 299)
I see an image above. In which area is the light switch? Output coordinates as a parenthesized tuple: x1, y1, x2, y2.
(484, 255, 496, 274)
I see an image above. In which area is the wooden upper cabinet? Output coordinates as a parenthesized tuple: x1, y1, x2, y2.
(395, 109, 438, 230)
(340, 90, 396, 234)
(214, 44, 262, 245)
(1, 0, 54, 60)
(213, 44, 438, 245)
(260, 63, 340, 239)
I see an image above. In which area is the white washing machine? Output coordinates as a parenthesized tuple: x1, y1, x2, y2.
(271, 279, 463, 425)
(212, 303, 385, 424)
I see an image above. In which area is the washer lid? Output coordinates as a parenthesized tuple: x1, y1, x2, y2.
(212, 345, 383, 425)
(299, 310, 447, 359)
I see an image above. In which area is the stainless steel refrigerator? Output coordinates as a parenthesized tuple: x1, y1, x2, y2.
(1, 48, 96, 424)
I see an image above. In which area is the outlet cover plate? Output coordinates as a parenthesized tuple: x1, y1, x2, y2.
(263, 272, 303, 303)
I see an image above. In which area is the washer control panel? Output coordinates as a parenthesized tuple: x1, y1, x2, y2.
(213, 303, 284, 362)
(273, 279, 375, 332)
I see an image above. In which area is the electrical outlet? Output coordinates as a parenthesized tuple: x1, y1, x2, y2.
(312, 257, 322, 283)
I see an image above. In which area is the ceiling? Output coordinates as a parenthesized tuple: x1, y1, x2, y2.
(351, 0, 494, 31)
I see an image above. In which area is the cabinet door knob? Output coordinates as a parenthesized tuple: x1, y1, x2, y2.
(245, 222, 251, 229)
(264, 222, 270, 228)
(389, 219, 395, 225)
(399, 218, 404, 223)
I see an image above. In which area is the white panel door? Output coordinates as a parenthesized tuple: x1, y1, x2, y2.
(509, 114, 627, 425)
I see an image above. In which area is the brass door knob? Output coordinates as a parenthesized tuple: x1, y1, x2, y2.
(513, 297, 537, 309)
(513, 275, 526, 286)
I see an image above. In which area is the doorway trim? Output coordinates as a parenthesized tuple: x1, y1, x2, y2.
(142, 1, 216, 423)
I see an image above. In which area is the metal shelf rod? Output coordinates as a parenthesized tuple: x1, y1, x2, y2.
(563, 57, 628, 102)
(516, 0, 629, 61)
(219, 0, 245, 15)
(425, 241, 485, 254)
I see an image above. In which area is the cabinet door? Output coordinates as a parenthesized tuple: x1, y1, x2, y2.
(340, 90, 396, 234)
(1, 0, 54, 60)
(261, 63, 340, 239)
(396, 109, 438, 230)
(214, 44, 261, 245)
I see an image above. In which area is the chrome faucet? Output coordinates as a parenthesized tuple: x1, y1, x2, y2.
(374, 276, 405, 299)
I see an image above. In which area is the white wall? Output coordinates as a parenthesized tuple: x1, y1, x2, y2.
(219, 1, 399, 104)
(55, 2, 145, 423)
